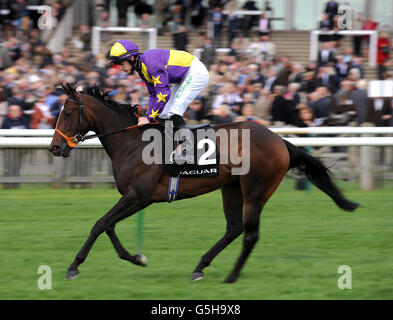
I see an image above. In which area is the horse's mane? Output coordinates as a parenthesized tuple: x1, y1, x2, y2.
(61, 82, 138, 122)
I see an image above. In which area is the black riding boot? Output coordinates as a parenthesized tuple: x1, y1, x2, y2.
(167, 115, 194, 164)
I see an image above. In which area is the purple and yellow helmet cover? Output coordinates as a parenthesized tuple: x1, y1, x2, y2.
(108, 40, 139, 64)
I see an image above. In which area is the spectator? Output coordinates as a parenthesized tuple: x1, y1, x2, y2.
(263, 68, 278, 92)
(0, 87, 7, 124)
(168, 3, 184, 33)
(191, 0, 206, 29)
(347, 67, 361, 82)
(155, 0, 170, 34)
(335, 55, 349, 81)
(324, 0, 339, 26)
(1, 104, 29, 129)
(235, 103, 269, 126)
(352, 12, 364, 56)
(126, 88, 143, 106)
(140, 12, 153, 52)
(247, 63, 265, 86)
(186, 97, 207, 123)
(242, 0, 259, 36)
(211, 6, 223, 48)
(366, 97, 392, 126)
(0, 0, 12, 41)
(7, 86, 27, 111)
(318, 41, 336, 66)
(362, 15, 378, 58)
(348, 56, 365, 79)
(351, 79, 368, 124)
(30, 91, 54, 129)
(315, 66, 338, 93)
(79, 25, 91, 52)
(210, 103, 237, 124)
(173, 25, 188, 51)
(280, 83, 300, 125)
(276, 62, 292, 86)
(1, 103, 29, 189)
(99, 11, 111, 42)
(301, 71, 318, 93)
(335, 80, 356, 117)
(226, 7, 239, 47)
(377, 32, 391, 80)
(11, 0, 30, 39)
(319, 13, 332, 31)
(270, 85, 288, 124)
(258, 13, 271, 36)
(259, 35, 276, 62)
(308, 86, 335, 122)
(264, 1, 273, 18)
(254, 88, 272, 121)
(212, 82, 243, 110)
(116, 0, 129, 26)
(199, 36, 216, 69)
(0, 41, 12, 70)
(134, 0, 153, 24)
(288, 63, 304, 84)
(294, 105, 318, 127)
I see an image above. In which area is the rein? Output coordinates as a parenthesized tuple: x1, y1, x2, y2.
(55, 93, 158, 148)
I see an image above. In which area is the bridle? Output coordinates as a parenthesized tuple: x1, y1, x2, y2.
(55, 92, 156, 149)
(55, 93, 90, 148)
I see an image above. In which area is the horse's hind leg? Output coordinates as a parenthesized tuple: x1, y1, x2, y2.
(224, 200, 263, 283)
(192, 181, 243, 281)
(106, 225, 147, 266)
(224, 172, 286, 283)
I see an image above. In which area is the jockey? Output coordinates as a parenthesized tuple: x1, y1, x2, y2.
(107, 39, 210, 163)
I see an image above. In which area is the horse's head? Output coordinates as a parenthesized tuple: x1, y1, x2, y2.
(49, 83, 93, 158)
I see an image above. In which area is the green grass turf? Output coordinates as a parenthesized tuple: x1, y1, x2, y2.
(0, 179, 392, 300)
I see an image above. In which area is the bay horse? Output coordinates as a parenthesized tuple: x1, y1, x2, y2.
(49, 83, 358, 283)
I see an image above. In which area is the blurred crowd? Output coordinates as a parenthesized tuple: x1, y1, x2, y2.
(1, 0, 393, 131)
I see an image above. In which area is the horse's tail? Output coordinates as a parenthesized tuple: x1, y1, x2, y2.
(284, 139, 359, 212)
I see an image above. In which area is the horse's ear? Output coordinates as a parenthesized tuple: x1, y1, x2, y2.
(66, 83, 76, 99)
(60, 82, 68, 95)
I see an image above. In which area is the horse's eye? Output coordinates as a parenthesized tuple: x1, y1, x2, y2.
(64, 111, 72, 117)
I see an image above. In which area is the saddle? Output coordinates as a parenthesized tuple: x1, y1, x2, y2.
(159, 121, 220, 179)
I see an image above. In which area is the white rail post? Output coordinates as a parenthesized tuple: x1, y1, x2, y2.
(348, 122, 357, 184)
(92, 26, 101, 56)
(52, 157, 65, 188)
(360, 123, 375, 190)
(148, 28, 157, 50)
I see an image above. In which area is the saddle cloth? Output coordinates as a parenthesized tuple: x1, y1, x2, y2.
(161, 122, 220, 178)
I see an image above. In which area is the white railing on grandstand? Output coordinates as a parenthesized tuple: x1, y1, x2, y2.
(91, 27, 157, 56)
(310, 30, 378, 66)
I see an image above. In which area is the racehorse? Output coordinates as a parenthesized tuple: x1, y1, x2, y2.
(49, 83, 359, 283)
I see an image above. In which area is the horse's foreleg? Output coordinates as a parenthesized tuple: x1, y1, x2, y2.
(66, 194, 145, 280)
(106, 225, 147, 266)
(192, 181, 243, 281)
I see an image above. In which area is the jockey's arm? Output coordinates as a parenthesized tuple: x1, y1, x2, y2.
(144, 63, 171, 123)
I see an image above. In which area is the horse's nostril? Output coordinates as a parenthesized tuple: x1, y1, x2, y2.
(49, 145, 60, 153)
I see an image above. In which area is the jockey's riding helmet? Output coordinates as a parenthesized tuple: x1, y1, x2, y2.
(107, 40, 139, 65)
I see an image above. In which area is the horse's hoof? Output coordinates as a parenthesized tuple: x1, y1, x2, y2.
(66, 269, 79, 280)
(192, 272, 204, 281)
(224, 275, 237, 283)
(135, 254, 147, 266)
